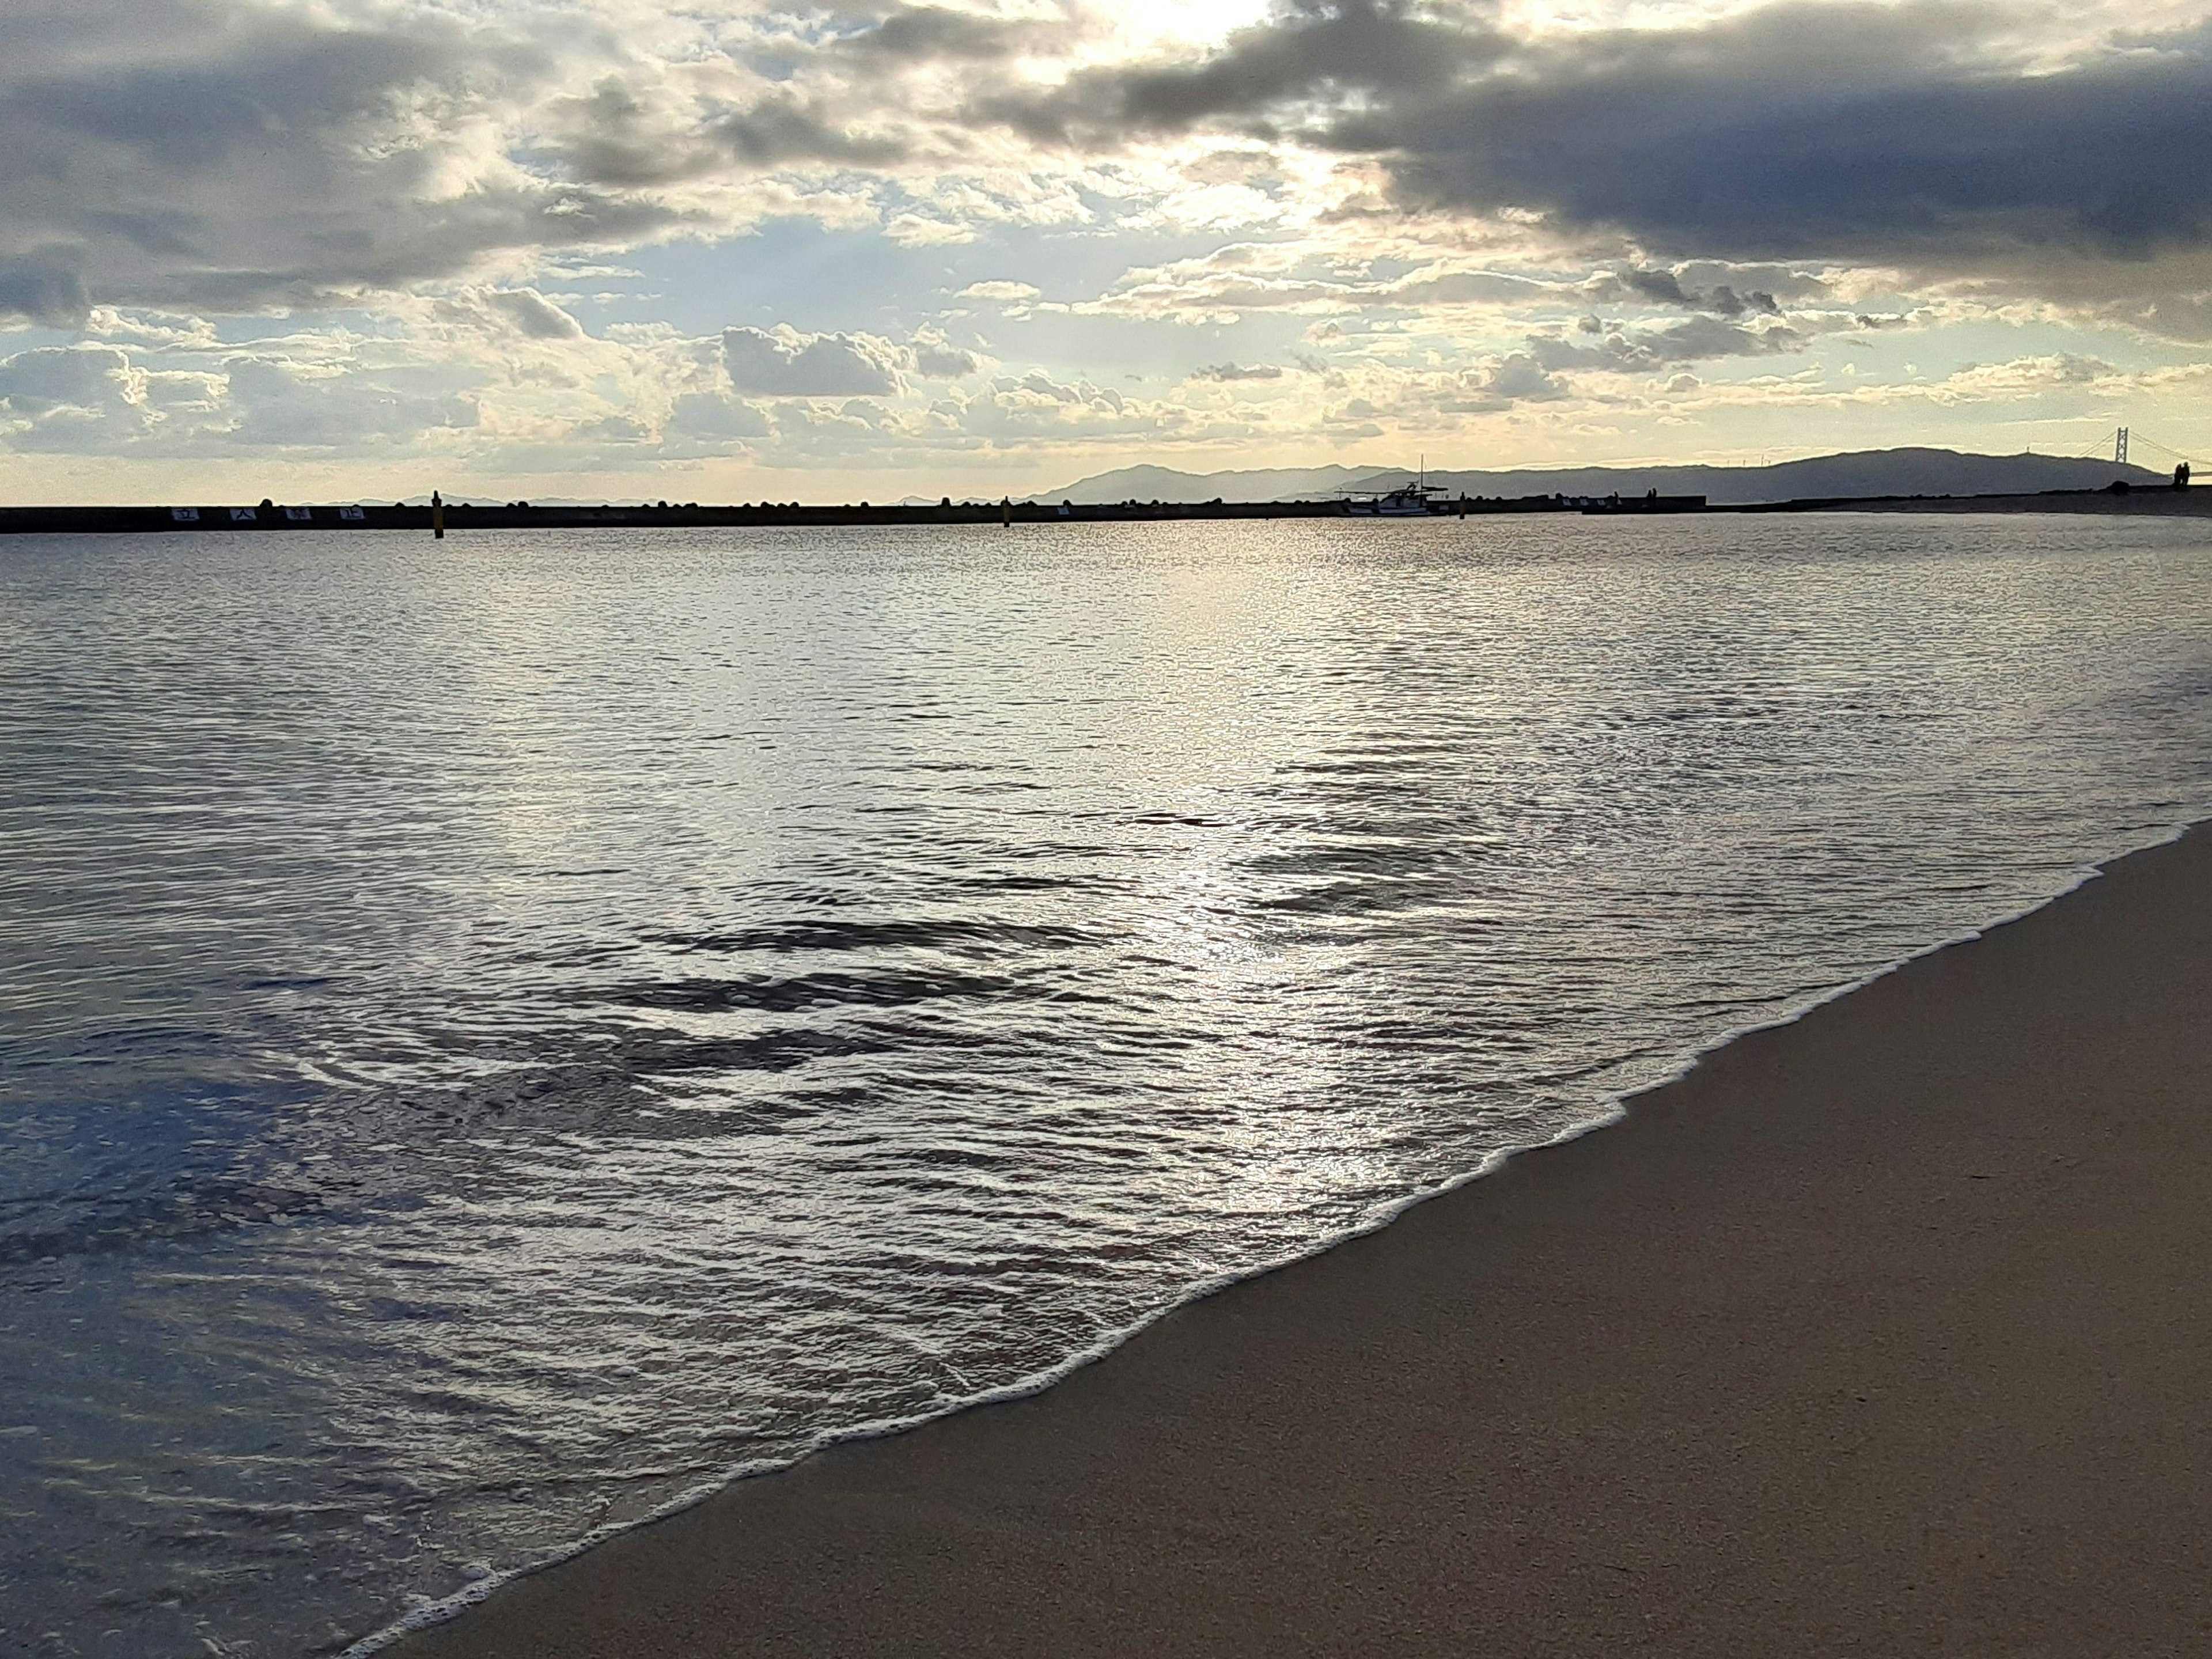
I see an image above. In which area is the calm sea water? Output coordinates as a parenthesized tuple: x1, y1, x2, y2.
(6, 515, 2212, 1656)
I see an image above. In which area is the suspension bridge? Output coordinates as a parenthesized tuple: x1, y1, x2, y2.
(2075, 425, 2193, 479)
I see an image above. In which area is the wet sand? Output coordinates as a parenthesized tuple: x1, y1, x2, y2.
(397, 828, 2212, 1658)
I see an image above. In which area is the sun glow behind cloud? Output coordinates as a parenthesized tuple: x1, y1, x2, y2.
(1106, 0, 1276, 49)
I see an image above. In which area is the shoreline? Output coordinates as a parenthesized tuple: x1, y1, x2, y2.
(384, 820, 2212, 1658)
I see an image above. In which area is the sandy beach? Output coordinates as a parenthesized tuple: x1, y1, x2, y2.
(395, 827, 2212, 1659)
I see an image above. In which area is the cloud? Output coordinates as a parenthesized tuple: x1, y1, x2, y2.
(1325, 349, 1571, 421)
(0, 257, 88, 328)
(1480, 353, 1565, 404)
(978, 0, 1504, 146)
(0, 0, 683, 315)
(910, 329, 984, 378)
(9, 0, 2201, 347)
(838, 6, 1054, 63)
(0, 343, 179, 449)
(2, 0, 2199, 483)
(710, 92, 909, 171)
(219, 359, 479, 449)
(1076, 242, 1825, 328)
(486, 290, 586, 341)
(721, 323, 984, 396)
(0, 0, 1109, 317)
(884, 213, 978, 247)
(535, 75, 906, 190)
(665, 391, 772, 449)
(978, 1, 2212, 319)
(0, 339, 479, 454)
(1590, 268, 1783, 319)
(952, 370, 1190, 445)
(0, 0, 1074, 320)
(724, 325, 908, 397)
(1529, 316, 1804, 372)
(1361, 6, 2212, 282)
(958, 281, 1042, 304)
(0, 344, 133, 412)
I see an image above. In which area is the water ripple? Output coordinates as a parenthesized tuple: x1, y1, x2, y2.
(4, 516, 2212, 1657)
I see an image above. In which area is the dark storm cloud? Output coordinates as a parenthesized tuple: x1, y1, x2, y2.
(1528, 316, 1804, 371)
(15, 0, 2207, 336)
(543, 79, 707, 187)
(839, 6, 1054, 62)
(977, 0, 1503, 145)
(0, 0, 1067, 324)
(712, 93, 909, 169)
(1592, 269, 1782, 319)
(0, 257, 88, 328)
(1360, 5, 2212, 271)
(553, 77, 911, 189)
(0, 0, 681, 315)
(984, 0, 2212, 304)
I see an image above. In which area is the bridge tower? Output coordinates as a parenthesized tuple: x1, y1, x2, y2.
(2116, 426, 2130, 465)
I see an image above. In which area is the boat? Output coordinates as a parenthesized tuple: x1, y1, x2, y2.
(1346, 483, 1445, 516)
(1339, 459, 1449, 517)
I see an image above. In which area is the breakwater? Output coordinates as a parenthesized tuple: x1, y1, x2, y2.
(0, 499, 1361, 535)
(7, 486, 2205, 536)
(0, 493, 1625, 535)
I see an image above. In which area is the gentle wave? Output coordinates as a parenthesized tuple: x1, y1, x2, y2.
(337, 812, 2188, 1659)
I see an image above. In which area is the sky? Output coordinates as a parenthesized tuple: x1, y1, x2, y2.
(3, 0, 2211, 502)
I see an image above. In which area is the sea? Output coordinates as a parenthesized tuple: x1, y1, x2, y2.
(5, 514, 2212, 1657)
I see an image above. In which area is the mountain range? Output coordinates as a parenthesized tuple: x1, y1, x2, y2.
(1043, 449, 2168, 507)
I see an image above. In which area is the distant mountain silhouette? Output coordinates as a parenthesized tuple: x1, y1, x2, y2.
(1039, 463, 1381, 505)
(1045, 449, 2165, 507)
